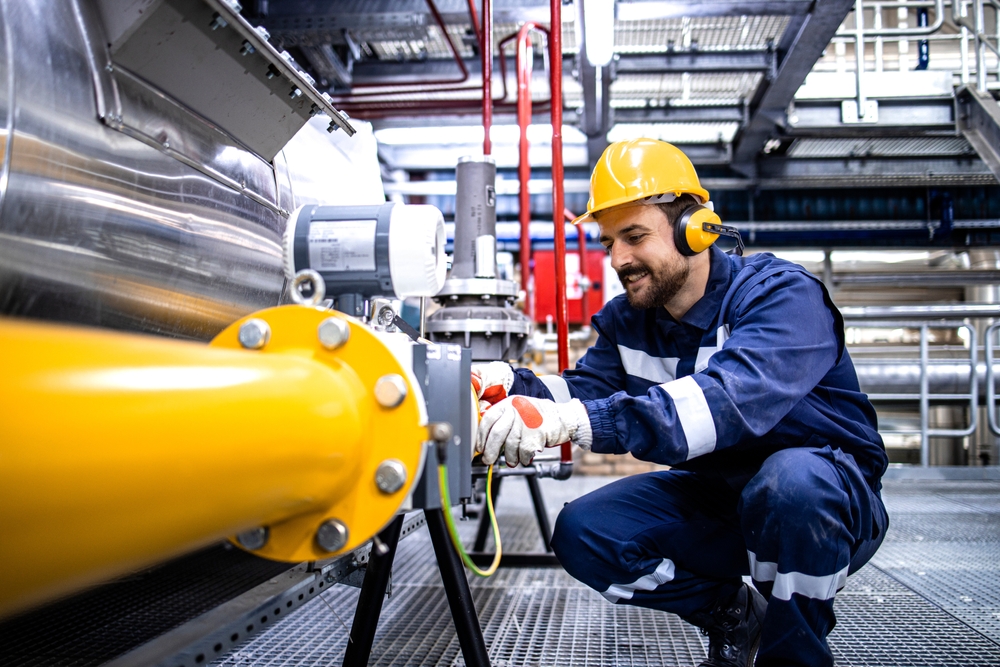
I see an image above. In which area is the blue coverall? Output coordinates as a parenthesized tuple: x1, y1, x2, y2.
(511, 245, 889, 666)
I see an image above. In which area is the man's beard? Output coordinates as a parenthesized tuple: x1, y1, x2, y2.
(617, 261, 689, 309)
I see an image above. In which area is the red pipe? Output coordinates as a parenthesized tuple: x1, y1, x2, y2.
(565, 208, 589, 326)
(545, 0, 571, 466)
(482, 0, 492, 154)
(466, 0, 483, 48)
(515, 24, 546, 298)
(550, 0, 567, 375)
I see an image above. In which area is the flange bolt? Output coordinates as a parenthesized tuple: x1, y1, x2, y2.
(375, 459, 407, 494)
(238, 319, 271, 350)
(374, 374, 407, 408)
(316, 519, 349, 553)
(318, 317, 350, 350)
(236, 526, 269, 550)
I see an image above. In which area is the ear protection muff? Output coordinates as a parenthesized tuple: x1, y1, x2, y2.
(674, 205, 744, 256)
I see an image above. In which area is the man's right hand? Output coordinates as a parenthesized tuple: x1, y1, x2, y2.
(470, 361, 515, 414)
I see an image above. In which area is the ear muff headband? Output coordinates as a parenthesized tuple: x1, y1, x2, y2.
(674, 205, 744, 256)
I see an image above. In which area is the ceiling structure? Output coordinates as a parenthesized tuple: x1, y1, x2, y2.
(251, 0, 1000, 194)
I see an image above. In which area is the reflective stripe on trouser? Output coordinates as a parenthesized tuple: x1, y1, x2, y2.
(551, 446, 887, 667)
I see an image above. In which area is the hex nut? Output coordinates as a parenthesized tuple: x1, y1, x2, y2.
(428, 422, 453, 443)
(374, 374, 407, 408)
(318, 317, 350, 350)
(238, 319, 271, 350)
(236, 526, 269, 551)
(375, 459, 407, 494)
(315, 519, 349, 553)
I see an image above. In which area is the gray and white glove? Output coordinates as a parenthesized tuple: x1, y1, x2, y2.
(476, 396, 592, 467)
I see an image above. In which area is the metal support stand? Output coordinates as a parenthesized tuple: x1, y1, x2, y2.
(425, 508, 491, 667)
(525, 474, 553, 552)
(342, 515, 404, 667)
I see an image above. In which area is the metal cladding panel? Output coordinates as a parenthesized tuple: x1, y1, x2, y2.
(0, 0, 285, 340)
(111, 0, 314, 161)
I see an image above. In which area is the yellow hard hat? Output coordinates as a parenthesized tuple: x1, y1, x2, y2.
(573, 138, 710, 224)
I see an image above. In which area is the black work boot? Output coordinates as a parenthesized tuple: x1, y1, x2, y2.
(684, 583, 767, 667)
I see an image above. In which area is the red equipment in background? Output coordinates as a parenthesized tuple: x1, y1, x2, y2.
(532, 249, 606, 325)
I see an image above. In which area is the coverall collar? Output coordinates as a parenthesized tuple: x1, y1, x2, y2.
(657, 245, 732, 330)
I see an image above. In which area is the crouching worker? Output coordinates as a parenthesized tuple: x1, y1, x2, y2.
(472, 139, 889, 667)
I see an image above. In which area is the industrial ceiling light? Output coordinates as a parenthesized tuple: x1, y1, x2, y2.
(583, 0, 615, 67)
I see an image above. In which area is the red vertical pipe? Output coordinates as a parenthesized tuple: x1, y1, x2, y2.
(550, 0, 568, 374)
(482, 0, 492, 155)
(566, 208, 589, 326)
(549, 0, 572, 466)
(517, 26, 534, 299)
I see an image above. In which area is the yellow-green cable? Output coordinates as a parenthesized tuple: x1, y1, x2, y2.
(438, 462, 501, 577)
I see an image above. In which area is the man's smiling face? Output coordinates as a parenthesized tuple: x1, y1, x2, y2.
(598, 204, 691, 310)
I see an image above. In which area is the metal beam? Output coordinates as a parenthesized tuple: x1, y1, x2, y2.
(349, 51, 773, 86)
(957, 86, 1000, 183)
(613, 104, 746, 123)
(788, 99, 957, 136)
(756, 156, 999, 188)
(731, 0, 857, 175)
(266, 0, 555, 30)
(614, 51, 775, 75)
(617, 0, 814, 18)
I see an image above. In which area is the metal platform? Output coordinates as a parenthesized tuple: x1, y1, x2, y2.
(2, 475, 999, 666)
(210, 475, 1000, 667)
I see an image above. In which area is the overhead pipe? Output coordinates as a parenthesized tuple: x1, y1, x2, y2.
(482, 0, 493, 155)
(0, 307, 427, 619)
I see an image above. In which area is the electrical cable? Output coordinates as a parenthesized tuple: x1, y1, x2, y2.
(436, 386, 502, 577)
(437, 462, 501, 577)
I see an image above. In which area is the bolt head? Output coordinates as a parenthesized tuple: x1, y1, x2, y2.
(236, 526, 269, 550)
(316, 519, 349, 552)
(238, 318, 271, 349)
(375, 459, 408, 494)
(289, 87, 302, 99)
(428, 422, 453, 442)
(374, 374, 407, 408)
(318, 317, 350, 350)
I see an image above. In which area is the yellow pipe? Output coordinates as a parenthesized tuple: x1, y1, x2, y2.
(0, 306, 426, 619)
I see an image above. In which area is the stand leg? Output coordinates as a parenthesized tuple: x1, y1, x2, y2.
(425, 508, 491, 667)
(472, 476, 502, 552)
(342, 514, 404, 667)
(525, 474, 553, 552)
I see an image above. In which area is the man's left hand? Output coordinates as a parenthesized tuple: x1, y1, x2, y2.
(476, 396, 592, 467)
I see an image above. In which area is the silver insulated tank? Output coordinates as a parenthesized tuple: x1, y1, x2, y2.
(0, 0, 358, 341)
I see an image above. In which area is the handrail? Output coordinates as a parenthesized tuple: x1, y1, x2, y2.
(985, 322, 1000, 436)
(836, 0, 946, 37)
(845, 318, 979, 466)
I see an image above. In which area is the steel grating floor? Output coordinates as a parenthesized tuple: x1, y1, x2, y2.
(209, 476, 1000, 667)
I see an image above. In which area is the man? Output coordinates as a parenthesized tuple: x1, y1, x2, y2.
(472, 138, 889, 667)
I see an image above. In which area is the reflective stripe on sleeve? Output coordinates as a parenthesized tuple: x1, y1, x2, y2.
(618, 345, 679, 383)
(601, 559, 676, 603)
(539, 375, 572, 403)
(748, 551, 849, 601)
(659, 376, 717, 459)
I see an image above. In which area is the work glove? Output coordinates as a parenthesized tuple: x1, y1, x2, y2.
(476, 395, 592, 467)
(470, 361, 515, 414)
